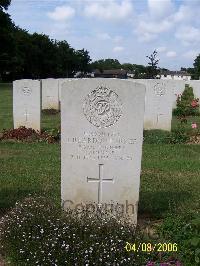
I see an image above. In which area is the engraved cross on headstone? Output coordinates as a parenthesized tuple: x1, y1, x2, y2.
(87, 164, 114, 205)
(24, 109, 30, 122)
(156, 113, 164, 124)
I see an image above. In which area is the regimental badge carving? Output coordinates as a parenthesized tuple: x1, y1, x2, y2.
(154, 83, 166, 96)
(22, 87, 32, 96)
(83, 85, 123, 128)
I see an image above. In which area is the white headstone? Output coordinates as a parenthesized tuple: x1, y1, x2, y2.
(61, 78, 145, 224)
(187, 80, 200, 101)
(13, 79, 41, 131)
(132, 79, 173, 131)
(58, 78, 72, 103)
(42, 78, 59, 110)
(171, 80, 186, 108)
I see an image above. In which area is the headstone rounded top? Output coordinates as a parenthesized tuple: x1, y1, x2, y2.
(82, 85, 123, 128)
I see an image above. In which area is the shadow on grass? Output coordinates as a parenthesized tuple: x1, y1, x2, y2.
(138, 190, 192, 218)
(1, 188, 193, 219)
(0, 188, 60, 217)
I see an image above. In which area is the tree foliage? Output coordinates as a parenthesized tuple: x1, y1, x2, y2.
(0, 5, 15, 80)
(0, 2, 91, 81)
(0, 0, 11, 10)
(91, 59, 150, 79)
(146, 50, 159, 79)
(90, 59, 121, 72)
(193, 54, 200, 80)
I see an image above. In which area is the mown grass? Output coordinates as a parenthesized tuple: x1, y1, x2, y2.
(0, 83, 13, 130)
(0, 83, 200, 220)
(140, 144, 200, 218)
(0, 143, 61, 215)
(0, 142, 200, 220)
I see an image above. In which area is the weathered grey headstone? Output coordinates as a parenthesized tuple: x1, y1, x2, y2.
(42, 78, 59, 110)
(13, 79, 41, 131)
(132, 79, 173, 131)
(61, 78, 145, 224)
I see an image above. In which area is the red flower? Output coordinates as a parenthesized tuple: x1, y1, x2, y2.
(191, 99, 199, 108)
(192, 123, 197, 129)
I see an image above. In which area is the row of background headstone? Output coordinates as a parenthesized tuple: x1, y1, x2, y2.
(15, 78, 200, 111)
(13, 78, 200, 132)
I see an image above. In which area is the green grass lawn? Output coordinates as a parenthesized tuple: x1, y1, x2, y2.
(0, 83, 200, 220)
(0, 142, 60, 214)
(140, 144, 200, 218)
(0, 142, 199, 219)
(0, 83, 13, 130)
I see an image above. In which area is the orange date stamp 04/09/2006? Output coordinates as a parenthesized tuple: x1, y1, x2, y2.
(125, 242, 178, 253)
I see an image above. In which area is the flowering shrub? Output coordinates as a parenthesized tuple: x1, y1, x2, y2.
(0, 197, 187, 265)
(0, 127, 59, 143)
(0, 197, 153, 265)
(191, 99, 199, 108)
(173, 85, 200, 117)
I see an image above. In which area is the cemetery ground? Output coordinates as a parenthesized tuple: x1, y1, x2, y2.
(0, 83, 200, 265)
